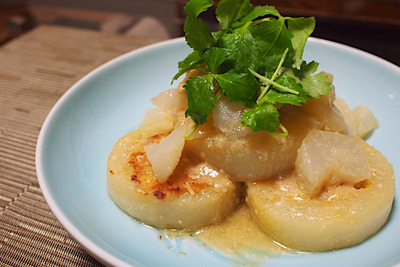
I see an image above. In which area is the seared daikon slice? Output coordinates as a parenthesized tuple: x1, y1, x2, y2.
(186, 93, 344, 182)
(108, 123, 241, 229)
(296, 130, 370, 194)
(246, 138, 395, 251)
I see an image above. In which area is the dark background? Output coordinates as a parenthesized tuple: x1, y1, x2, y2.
(1, 0, 399, 66)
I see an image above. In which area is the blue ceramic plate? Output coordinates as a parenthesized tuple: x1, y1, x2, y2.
(36, 37, 400, 267)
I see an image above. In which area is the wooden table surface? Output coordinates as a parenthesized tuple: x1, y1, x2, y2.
(0, 24, 157, 266)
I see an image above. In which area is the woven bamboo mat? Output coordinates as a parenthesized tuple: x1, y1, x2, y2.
(0, 25, 157, 266)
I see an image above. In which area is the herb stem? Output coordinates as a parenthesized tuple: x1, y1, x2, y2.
(253, 17, 272, 24)
(256, 48, 290, 105)
(214, 88, 223, 103)
(270, 123, 288, 137)
(184, 124, 198, 140)
(249, 68, 299, 96)
(239, 21, 252, 34)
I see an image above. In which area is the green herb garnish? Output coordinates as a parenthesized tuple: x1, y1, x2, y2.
(173, 0, 332, 135)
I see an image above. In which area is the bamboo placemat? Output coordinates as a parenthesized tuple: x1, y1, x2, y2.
(0, 25, 157, 266)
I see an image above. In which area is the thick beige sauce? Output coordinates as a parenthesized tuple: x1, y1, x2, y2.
(164, 203, 297, 261)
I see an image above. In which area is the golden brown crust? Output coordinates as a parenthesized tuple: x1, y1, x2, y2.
(109, 132, 212, 200)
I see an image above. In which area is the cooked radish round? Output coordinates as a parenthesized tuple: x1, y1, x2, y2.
(246, 138, 395, 251)
(108, 123, 242, 229)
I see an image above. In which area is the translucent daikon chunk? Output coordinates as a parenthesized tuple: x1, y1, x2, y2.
(296, 130, 370, 194)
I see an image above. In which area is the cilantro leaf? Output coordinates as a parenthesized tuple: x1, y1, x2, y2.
(184, 0, 215, 52)
(215, 70, 259, 107)
(201, 47, 229, 74)
(172, 51, 203, 82)
(264, 75, 311, 106)
(217, 22, 264, 72)
(286, 17, 316, 69)
(285, 61, 331, 98)
(232, 5, 281, 28)
(249, 19, 293, 71)
(184, 74, 215, 124)
(184, 0, 213, 17)
(216, 0, 253, 31)
(241, 104, 280, 132)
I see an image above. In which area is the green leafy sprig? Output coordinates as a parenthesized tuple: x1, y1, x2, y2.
(173, 0, 332, 135)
